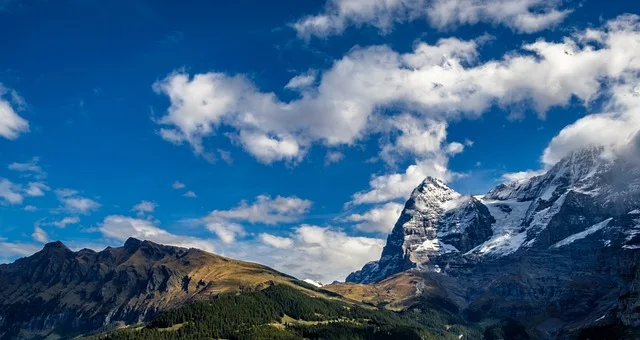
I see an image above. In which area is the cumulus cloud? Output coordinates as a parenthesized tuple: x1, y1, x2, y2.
(201, 195, 312, 244)
(132, 200, 157, 216)
(378, 115, 449, 166)
(540, 17, 640, 164)
(238, 131, 302, 164)
(254, 225, 385, 282)
(55, 189, 101, 215)
(0, 174, 49, 205)
(351, 156, 451, 204)
(0, 84, 29, 140)
(32, 226, 49, 243)
(24, 182, 50, 197)
(206, 221, 246, 244)
(543, 81, 640, 165)
(99, 215, 216, 252)
(258, 233, 294, 249)
(206, 195, 312, 225)
(0, 178, 23, 204)
(153, 15, 640, 210)
(445, 142, 465, 155)
(292, 0, 570, 39)
(155, 16, 640, 174)
(345, 202, 403, 233)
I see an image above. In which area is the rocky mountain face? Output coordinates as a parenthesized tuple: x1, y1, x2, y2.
(347, 146, 640, 338)
(0, 238, 298, 339)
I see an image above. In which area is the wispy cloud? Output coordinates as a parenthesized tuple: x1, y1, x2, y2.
(55, 189, 100, 215)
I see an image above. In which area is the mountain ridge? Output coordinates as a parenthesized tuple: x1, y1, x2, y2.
(346, 145, 640, 337)
(0, 237, 309, 339)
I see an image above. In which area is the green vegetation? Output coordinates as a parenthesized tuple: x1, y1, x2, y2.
(96, 284, 483, 340)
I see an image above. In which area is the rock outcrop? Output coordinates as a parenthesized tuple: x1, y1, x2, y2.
(347, 146, 640, 337)
(0, 238, 296, 339)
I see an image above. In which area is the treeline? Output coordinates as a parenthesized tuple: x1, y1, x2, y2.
(97, 284, 483, 340)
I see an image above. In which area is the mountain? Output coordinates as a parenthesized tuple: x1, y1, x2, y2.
(347, 146, 640, 338)
(0, 238, 306, 339)
(0, 239, 483, 340)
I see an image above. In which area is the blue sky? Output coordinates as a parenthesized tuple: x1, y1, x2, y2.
(1, 0, 640, 282)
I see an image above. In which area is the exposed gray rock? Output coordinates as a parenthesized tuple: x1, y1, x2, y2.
(347, 146, 640, 337)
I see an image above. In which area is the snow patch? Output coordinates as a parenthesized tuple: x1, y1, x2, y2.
(540, 184, 559, 200)
(442, 196, 469, 212)
(302, 279, 323, 287)
(552, 218, 613, 248)
(414, 239, 459, 254)
(467, 198, 531, 256)
(524, 193, 568, 247)
(467, 231, 527, 256)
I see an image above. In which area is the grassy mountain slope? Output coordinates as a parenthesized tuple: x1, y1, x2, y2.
(0, 238, 328, 339)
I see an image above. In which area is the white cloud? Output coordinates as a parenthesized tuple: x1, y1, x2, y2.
(378, 115, 450, 166)
(345, 202, 403, 233)
(172, 181, 186, 189)
(253, 225, 385, 282)
(0, 178, 23, 204)
(501, 169, 546, 183)
(0, 84, 29, 140)
(205, 221, 246, 244)
(351, 156, 451, 204)
(426, 0, 570, 33)
(0, 238, 41, 259)
(206, 195, 312, 225)
(50, 216, 80, 228)
(155, 16, 640, 170)
(183, 190, 197, 198)
(24, 182, 50, 197)
(32, 226, 49, 243)
(292, 0, 569, 39)
(445, 142, 465, 155)
(201, 195, 312, 244)
(238, 131, 302, 164)
(132, 200, 157, 216)
(258, 233, 294, 249)
(285, 70, 317, 90)
(324, 151, 344, 166)
(55, 189, 100, 215)
(154, 16, 640, 208)
(542, 82, 640, 165)
(24, 205, 37, 212)
(99, 215, 216, 252)
(8, 157, 45, 179)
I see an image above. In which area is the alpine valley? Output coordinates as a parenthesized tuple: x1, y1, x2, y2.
(1, 145, 639, 340)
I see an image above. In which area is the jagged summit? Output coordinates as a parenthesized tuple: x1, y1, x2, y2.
(347, 145, 640, 335)
(124, 236, 143, 249)
(42, 240, 70, 251)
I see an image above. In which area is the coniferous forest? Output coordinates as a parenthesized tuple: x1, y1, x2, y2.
(93, 284, 491, 340)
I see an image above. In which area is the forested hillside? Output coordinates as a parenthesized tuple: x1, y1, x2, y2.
(95, 284, 488, 340)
